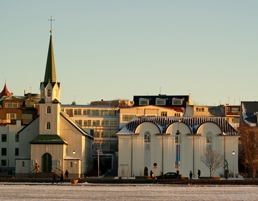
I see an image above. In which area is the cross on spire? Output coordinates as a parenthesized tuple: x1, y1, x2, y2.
(48, 16, 55, 34)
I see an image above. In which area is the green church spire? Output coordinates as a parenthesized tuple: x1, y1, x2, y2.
(44, 33, 57, 84)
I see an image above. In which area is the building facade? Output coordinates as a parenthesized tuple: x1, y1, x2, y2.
(117, 116, 239, 178)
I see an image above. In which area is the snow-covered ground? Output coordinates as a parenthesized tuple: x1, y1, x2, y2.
(0, 183, 257, 200)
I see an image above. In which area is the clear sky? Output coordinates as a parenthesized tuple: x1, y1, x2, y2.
(1, 1, 258, 105)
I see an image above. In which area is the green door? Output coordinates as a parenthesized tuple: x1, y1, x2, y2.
(42, 153, 52, 172)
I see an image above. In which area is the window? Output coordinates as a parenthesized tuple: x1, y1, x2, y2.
(92, 120, 100, 126)
(144, 131, 151, 143)
(1, 148, 6, 156)
(15, 148, 19, 156)
(75, 120, 82, 126)
(6, 113, 17, 119)
(109, 110, 116, 116)
(47, 106, 51, 113)
(161, 111, 167, 116)
(22, 161, 25, 167)
(15, 134, 19, 142)
(47, 89, 51, 97)
(74, 109, 82, 115)
(94, 131, 100, 138)
(102, 120, 109, 126)
(92, 110, 99, 116)
(2, 134, 7, 142)
(139, 98, 149, 106)
(65, 109, 73, 116)
(103, 130, 110, 138)
(5, 103, 19, 108)
(83, 109, 90, 115)
(196, 107, 205, 112)
(172, 98, 184, 105)
(110, 130, 117, 138)
(46, 122, 51, 129)
(206, 132, 212, 143)
(110, 120, 118, 126)
(1, 160, 6, 166)
(101, 110, 109, 116)
(70, 161, 73, 168)
(122, 115, 135, 122)
(175, 113, 181, 117)
(156, 98, 166, 105)
(84, 120, 91, 126)
(22, 114, 32, 120)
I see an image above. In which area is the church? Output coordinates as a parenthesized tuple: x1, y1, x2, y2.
(15, 30, 93, 178)
(117, 116, 239, 178)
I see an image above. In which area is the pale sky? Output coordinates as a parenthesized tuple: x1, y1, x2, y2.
(1, 1, 258, 105)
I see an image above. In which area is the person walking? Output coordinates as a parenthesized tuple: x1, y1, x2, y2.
(198, 169, 201, 179)
(189, 171, 193, 180)
(52, 172, 58, 184)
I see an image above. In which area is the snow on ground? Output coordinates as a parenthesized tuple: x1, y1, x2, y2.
(0, 183, 257, 201)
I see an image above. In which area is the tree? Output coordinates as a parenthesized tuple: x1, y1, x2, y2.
(239, 126, 258, 179)
(201, 147, 223, 178)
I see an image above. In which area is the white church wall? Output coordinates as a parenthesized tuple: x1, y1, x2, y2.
(19, 118, 39, 159)
(31, 144, 64, 172)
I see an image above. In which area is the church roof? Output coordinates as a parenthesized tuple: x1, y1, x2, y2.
(118, 116, 238, 136)
(43, 34, 57, 86)
(30, 134, 67, 144)
(0, 83, 12, 98)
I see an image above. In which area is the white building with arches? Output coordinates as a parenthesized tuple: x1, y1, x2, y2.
(117, 116, 239, 178)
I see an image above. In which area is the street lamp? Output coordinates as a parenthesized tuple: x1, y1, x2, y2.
(97, 148, 100, 177)
(73, 150, 75, 179)
(232, 151, 235, 179)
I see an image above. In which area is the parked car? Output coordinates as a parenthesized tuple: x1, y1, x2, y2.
(157, 172, 178, 179)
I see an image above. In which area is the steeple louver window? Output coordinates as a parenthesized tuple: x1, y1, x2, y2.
(47, 89, 51, 97)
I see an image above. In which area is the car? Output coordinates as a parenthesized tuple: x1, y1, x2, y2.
(157, 172, 178, 179)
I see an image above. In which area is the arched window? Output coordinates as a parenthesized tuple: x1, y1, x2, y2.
(46, 122, 51, 130)
(206, 132, 212, 149)
(47, 106, 51, 114)
(144, 131, 151, 143)
(47, 89, 51, 97)
(206, 132, 212, 143)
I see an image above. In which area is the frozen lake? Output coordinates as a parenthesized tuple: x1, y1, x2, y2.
(0, 183, 257, 200)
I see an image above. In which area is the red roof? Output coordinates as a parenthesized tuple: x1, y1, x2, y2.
(0, 83, 12, 98)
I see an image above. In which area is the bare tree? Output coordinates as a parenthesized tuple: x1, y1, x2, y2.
(239, 126, 258, 179)
(201, 147, 223, 178)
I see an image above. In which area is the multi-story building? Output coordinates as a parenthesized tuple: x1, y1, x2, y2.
(61, 101, 121, 153)
(120, 94, 193, 128)
(0, 123, 23, 175)
(0, 84, 40, 126)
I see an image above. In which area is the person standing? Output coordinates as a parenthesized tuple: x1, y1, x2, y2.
(150, 170, 153, 178)
(176, 170, 180, 180)
(189, 171, 193, 180)
(198, 169, 201, 179)
(60, 172, 64, 184)
(65, 170, 69, 179)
